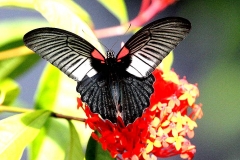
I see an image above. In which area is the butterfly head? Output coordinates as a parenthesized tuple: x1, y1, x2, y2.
(106, 50, 115, 59)
(106, 50, 116, 66)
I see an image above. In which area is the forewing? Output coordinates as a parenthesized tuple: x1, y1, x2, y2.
(76, 73, 117, 123)
(116, 17, 191, 77)
(120, 73, 155, 124)
(23, 27, 105, 81)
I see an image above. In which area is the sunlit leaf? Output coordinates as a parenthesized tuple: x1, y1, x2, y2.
(0, 78, 20, 105)
(0, 19, 48, 80)
(29, 117, 70, 160)
(65, 121, 85, 160)
(34, 64, 92, 158)
(34, 0, 103, 53)
(0, 0, 34, 8)
(0, 0, 93, 27)
(98, 0, 128, 24)
(34, 64, 83, 117)
(0, 54, 40, 81)
(71, 121, 92, 154)
(160, 51, 174, 72)
(0, 110, 51, 160)
(34, 64, 61, 111)
(0, 19, 48, 47)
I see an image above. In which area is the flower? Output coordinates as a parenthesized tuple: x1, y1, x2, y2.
(78, 68, 202, 160)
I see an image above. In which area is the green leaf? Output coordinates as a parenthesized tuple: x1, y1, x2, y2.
(71, 121, 92, 154)
(0, 19, 48, 80)
(0, 54, 40, 81)
(0, 0, 34, 8)
(0, 19, 48, 47)
(0, 110, 51, 160)
(34, 64, 83, 116)
(161, 51, 174, 72)
(85, 132, 113, 160)
(65, 121, 85, 160)
(34, 0, 103, 53)
(98, 0, 128, 24)
(34, 64, 62, 111)
(0, 0, 94, 33)
(0, 78, 20, 105)
(33, 65, 92, 159)
(29, 117, 70, 160)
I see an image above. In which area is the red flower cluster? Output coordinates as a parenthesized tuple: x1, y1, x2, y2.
(78, 68, 202, 160)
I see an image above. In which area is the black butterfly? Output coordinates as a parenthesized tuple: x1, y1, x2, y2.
(23, 17, 191, 125)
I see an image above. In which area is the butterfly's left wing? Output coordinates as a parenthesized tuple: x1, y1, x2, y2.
(116, 17, 191, 78)
(23, 27, 105, 81)
(76, 73, 117, 123)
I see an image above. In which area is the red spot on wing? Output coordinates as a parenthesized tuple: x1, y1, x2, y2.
(117, 46, 129, 59)
(91, 49, 105, 61)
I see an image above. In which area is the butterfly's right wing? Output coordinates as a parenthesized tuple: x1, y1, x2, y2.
(120, 73, 154, 125)
(116, 17, 191, 78)
(23, 27, 105, 81)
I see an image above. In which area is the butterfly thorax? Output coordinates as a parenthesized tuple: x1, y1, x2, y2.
(105, 50, 123, 115)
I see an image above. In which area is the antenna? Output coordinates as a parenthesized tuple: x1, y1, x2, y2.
(110, 24, 131, 50)
(82, 29, 109, 51)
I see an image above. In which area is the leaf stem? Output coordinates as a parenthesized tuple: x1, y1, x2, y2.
(52, 113, 86, 122)
(0, 105, 86, 122)
(0, 105, 33, 113)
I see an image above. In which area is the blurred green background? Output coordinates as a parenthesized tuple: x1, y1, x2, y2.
(0, 0, 240, 160)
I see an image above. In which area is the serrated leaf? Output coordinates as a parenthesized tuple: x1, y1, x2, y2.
(0, 78, 20, 105)
(29, 117, 70, 160)
(98, 0, 128, 24)
(65, 121, 85, 160)
(85, 132, 113, 160)
(0, 110, 51, 160)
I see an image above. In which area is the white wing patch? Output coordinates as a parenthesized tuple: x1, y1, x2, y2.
(122, 17, 191, 78)
(23, 27, 103, 82)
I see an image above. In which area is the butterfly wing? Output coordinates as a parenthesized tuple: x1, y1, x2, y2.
(76, 71, 154, 125)
(23, 27, 105, 81)
(76, 73, 117, 123)
(116, 17, 191, 78)
(120, 73, 154, 124)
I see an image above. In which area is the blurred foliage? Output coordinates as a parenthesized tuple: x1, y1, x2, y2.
(177, 0, 240, 159)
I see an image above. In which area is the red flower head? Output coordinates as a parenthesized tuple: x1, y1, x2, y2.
(78, 68, 202, 160)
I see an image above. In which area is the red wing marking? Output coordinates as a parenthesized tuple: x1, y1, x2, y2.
(91, 49, 105, 61)
(117, 46, 129, 59)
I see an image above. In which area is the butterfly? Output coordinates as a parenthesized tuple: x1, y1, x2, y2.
(23, 17, 191, 125)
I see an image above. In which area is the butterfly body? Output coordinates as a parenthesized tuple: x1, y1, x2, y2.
(23, 17, 191, 125)
(77, 50, 154, 124)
